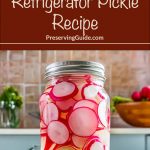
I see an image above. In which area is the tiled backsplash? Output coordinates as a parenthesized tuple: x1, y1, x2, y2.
(0, 50, 150, 127)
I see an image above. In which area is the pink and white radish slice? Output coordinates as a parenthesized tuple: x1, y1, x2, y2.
(50, 81, 78, 100)
(39, 101, 47, 115)
(104, 145, 109, 150)
(97, 123, 105, 130)
(73, 99, 98, 113)
(39, 94, 50, 115)
(72, 135, 87, 148)
(68, 107, 98, 137)
(42, 103, 59, 125)
(83, 137, 104, 150)
(47, 121, 69, 144)
(82, 84, 100, 99)
(56, 98, 76, 111)
(84, 75, 92, 83)
(94, 130, 110, 147)
(98, 100, 108, 127)
(40, 101, 49, 120)
(82, 84, 104, 103)
(90, 141, 104, 150)
(39, 94, 50, 103)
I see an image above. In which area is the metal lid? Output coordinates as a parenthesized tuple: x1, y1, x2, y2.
(45, 61, 105, 80)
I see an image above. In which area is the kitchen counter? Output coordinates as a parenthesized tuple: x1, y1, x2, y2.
(0, 128, 150, 150)
(0, 128, 150, 135)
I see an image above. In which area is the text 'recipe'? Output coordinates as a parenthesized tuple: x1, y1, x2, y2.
(11, 0, 139, 36)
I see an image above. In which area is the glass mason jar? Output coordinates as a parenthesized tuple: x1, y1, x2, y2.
(39, 61, 110, 150)
(0, 101, 21, 128)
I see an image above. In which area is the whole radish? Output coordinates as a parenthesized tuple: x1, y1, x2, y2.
(131, 91, 141, 102)
(140, 86, 150, 100)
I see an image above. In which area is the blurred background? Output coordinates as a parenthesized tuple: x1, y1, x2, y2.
(0, 50, 150, 128)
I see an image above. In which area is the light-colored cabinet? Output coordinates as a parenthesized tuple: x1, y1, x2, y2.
(111, 135, 145, 150)
(147, 135, 150, 150)
(0, 135, 40, 150)
(0, 133, 149, 150)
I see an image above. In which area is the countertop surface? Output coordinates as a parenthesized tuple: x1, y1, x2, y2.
(0, 128, 150, 135)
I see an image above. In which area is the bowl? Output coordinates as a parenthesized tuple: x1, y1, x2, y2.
(116, 102, 150, 127)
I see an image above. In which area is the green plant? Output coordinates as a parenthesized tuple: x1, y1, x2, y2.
(0, 86, 22, 110)
(111, 96, 133, 112)
(0, 86, 23, 128)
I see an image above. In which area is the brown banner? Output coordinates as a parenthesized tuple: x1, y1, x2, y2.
(0, 0, 150, 50)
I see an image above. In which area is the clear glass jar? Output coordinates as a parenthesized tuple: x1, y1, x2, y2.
(0, 101, 21, 128)
(39, 61, 110, 150)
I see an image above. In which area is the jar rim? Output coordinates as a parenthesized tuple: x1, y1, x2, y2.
(45, 61, 106, 81)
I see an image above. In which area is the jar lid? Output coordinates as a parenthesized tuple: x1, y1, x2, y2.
(45, 61, 105, 80)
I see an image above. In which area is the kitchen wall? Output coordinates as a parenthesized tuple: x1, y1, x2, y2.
(0, 50, 150, 127)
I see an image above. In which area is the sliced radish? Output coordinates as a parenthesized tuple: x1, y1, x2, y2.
(82, 84, 104, 103)
(98, 92, 105, 100)
(84, 75, 92, 83)
(98, 100, 107, 127)
(73, 99, 98, 113)
(97, 123, 105, 130)
(39, 94, 50, 103)
(83, 136, 103, 150)
(104, 145, 109, 150)
(39, 100, 48, 115)
(56, 145, 76, 150)
(56, 98, 76, 111)
(39, 94, 50, 116)
(42, 103, 59, 125)
(50, 81, 78, 100)
(47, 121, 69, 144)
(68, 107, 98, 137)
(72, 135, 87, 148)
(90, 141, 104, 150)
(94, 130, 110, 146)
(82, 84, 100, 99)
(85, 76, 103, 87)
